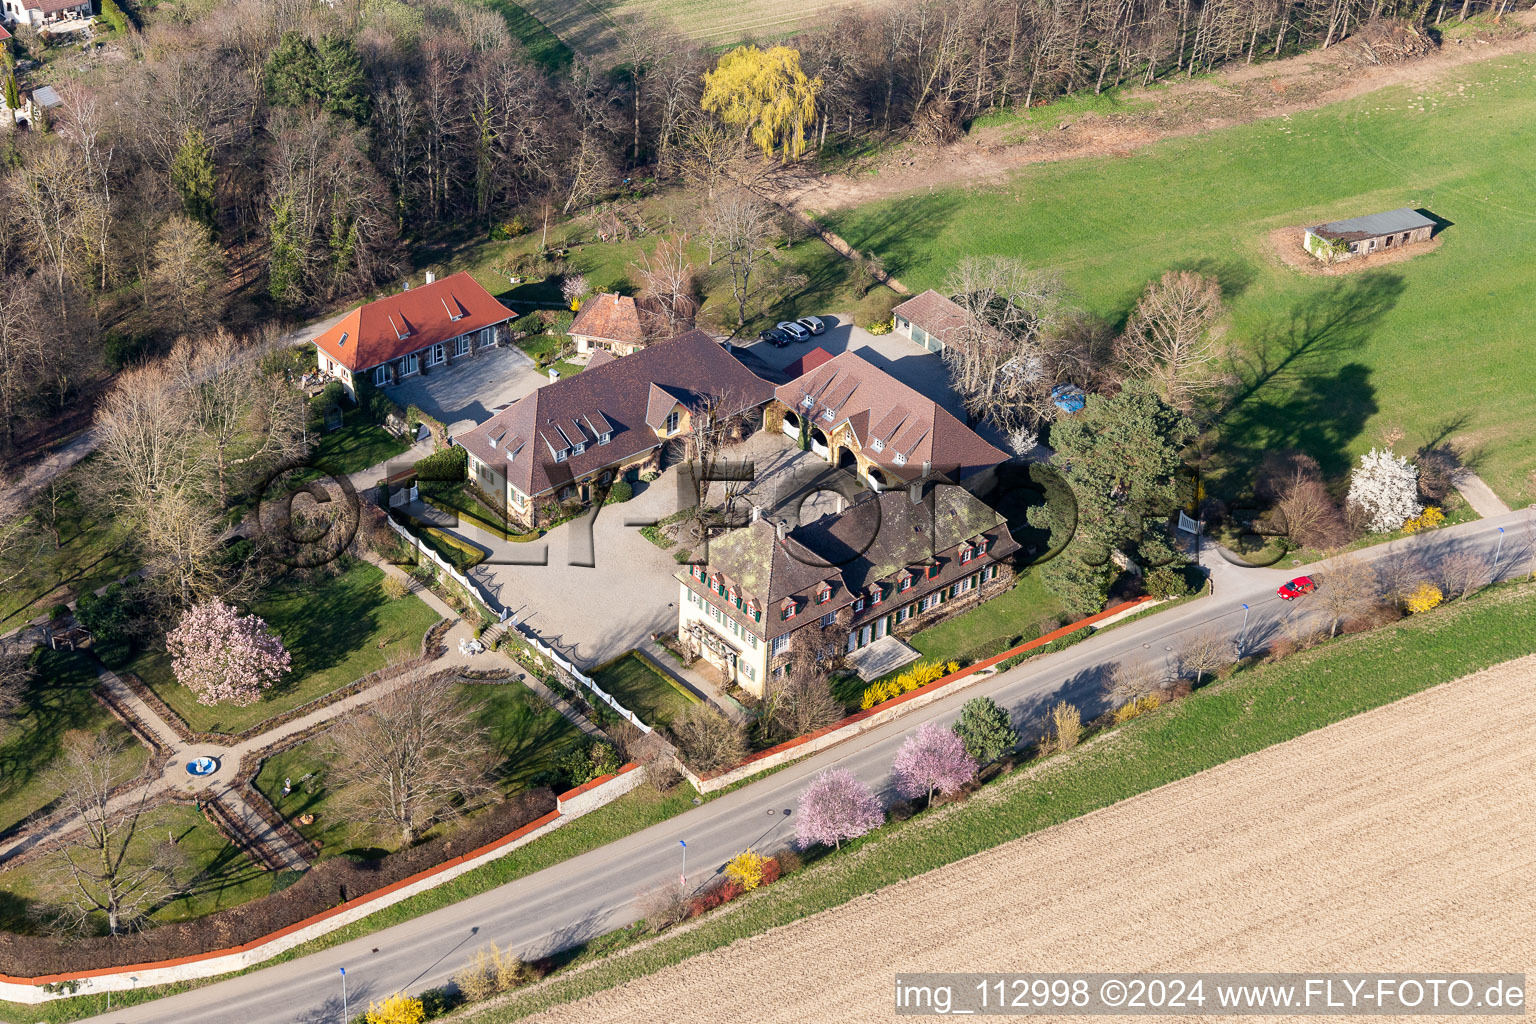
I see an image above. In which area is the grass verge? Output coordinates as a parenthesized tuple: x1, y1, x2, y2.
(453, 578, 1536, 1021)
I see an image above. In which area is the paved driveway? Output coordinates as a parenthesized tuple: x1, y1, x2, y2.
(431, 470, 689, 668)
(388, 346, 548, 434)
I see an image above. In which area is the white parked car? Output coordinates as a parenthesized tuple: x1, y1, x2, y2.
(796, 315, 826, 336)
(777, 321, 810, 341)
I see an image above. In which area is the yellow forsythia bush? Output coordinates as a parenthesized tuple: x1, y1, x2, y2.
(725, 848, 766, 891)
(1112, 691, 1164, 724)
(859, 661, 960, 709)
(366, 994, 426, 1024)
(1401, 506, 1445, 533)
(1405, 582, 1444, 614)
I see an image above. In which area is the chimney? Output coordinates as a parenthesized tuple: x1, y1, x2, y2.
(425, 270, 436, 284)
(922, 460, 931, 478)
(613, 293, 620, 306)
(775, 519, 787, 541)
(751, 506, 762, 523)
(908, 479, 924, 504)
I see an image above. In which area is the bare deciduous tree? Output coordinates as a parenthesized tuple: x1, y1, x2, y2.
(46, 731, 180, 936)
(1276, 467, 1349, 550)
(325, 672, 494, 845)
(1116, 270, 1227, 411)
(1178, 626, 1236, 685)
(762, 656, 844, 742)
(150, 215, 226, 338)
(630, 233, 700, 339)
(0, 635, 32, 719)
(1315, 553, 1379, 637)
(670, 702, 747, 775)
(1105, 658, 1165, 705)
(940, 255, 1074, 433)
(702, 188, 779, 328)
(1438, 549, 1492, 601)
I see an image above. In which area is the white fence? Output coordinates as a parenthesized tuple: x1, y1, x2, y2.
(382, 514, 651, 734)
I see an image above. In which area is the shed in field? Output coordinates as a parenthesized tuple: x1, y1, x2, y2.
(1303, 207, 1436, 260)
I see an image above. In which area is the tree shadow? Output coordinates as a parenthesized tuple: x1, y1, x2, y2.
(1214, 273, 1404, 488)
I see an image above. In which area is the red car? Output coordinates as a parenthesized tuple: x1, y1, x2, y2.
(1277, 575, 1316, 600)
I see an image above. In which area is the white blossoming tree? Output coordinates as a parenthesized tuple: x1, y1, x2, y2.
(1346, 447, 1421, 533)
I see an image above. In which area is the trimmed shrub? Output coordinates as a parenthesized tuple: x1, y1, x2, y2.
(605, 478, 634, 504)
(866, 317, 894, 335)
(1144, 565, 1193, 599)
(381, 574, 409, 601)
(452, 944, 535, 1003)
(414, 445, 468, 482)
(48, 603, 70, 622)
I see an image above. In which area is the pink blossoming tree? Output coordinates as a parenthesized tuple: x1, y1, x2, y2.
(166, 600, 292, 707)
(795, 768, 884, 850)
(893, 721, 977, 804)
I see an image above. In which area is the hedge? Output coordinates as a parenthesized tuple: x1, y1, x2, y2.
(414, 445, 467, 482)
(0, 791, 555, 977)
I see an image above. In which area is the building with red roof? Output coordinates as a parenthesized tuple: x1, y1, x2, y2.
(312, 272, 515, 398)
(772, 350, 1008, 494)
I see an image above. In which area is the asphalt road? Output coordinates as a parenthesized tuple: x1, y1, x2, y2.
(79, 510, 1531, 1024)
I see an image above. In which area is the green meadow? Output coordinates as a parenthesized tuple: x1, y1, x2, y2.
(825, 53, 1536, 502)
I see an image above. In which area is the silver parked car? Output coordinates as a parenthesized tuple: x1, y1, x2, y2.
(776, 321, 810, 342)
(796, 315, 826, 336)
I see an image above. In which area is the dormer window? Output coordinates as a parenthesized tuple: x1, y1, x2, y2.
(926, 563, 940, 579)
(553, 447, 568, 462)
(800, 395, 814, 409)
(782, 599, 797, 621)
(816, 584, 832, 604)
(726, 585, 738, 604)
(960, 545, 974, 564)
(870, 437, 884, 453)
(572, 442, 586, 456)
(898, 572, 913, 593)
(690, 564, 702, 580)
(598, 431, 612, 445)
(852, 596, 865, 613)
(746, 600, 760, 621)
(821, 409, 834, 422)
(893, 452, 908, 466)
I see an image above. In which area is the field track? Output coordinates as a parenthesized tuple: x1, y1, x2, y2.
(528, 654, 1536, 1022)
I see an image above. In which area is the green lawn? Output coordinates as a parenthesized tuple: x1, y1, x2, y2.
(909, 571, 1066, 665)
(130, 560, 440, 735)
(0, 464, 140, 629)
(0, 650, 148, 835)
(311, 407, 410, 478)
(590, 653, 701, 729)
(824, 52, 1536, 504)
(463, 579, 1536, 1022)
(252, 682, 585, 862)
(0, 802, 269, 935)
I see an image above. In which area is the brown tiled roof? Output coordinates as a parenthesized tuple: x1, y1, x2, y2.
(685, 485, 1019, 641)
(457, 329, 774, 500)
(775, 351, 1007, 484)
(891, 289, 971, 350)
(569, 293, 644, 347)
(313, 273, 514, 373)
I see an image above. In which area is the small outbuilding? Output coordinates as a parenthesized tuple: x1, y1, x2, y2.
(1304, 207, 1436, 261)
